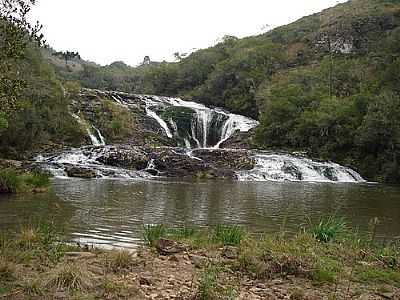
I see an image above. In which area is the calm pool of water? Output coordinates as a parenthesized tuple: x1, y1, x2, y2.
(1, 178, 399, 249)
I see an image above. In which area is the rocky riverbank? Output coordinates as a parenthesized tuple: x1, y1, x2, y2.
(0, 225, 399, 299)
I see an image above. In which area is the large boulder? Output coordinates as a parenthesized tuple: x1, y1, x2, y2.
(66, 167, 97, 179)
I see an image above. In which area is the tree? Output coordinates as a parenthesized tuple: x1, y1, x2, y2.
(52, 50, 81, 65)
(0, 0, 44, 124)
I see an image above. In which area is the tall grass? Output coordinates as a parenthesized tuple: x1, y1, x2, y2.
(0, 169, 22, 193)
(197, 265, 219, 300)
(212, 225, 245, 246)
(22, 171, 50, 188)
(45, 263, 93, 291)
(0, 168, 50, 193)
(310, 217, 347, 242)
(143, 224, 166, 246)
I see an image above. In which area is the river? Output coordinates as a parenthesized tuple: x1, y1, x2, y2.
(1, 178, 399, 250)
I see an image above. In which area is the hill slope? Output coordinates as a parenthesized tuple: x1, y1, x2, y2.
(1, 0, 400, 182)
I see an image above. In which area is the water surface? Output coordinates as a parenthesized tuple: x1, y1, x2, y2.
(1, 178, 399, 249)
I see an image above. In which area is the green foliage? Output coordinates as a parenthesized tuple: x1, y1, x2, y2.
(355, 266, 400, 286)
(212, 225, 245, 246)
(142, 224, 166, 246)
(0, 168, 22, 193)
(310, 217, 347, 243)
(0, 168, 50, 193)
(310, 257, 342, 283)
(197, 265, 219, 300)
(95, 99, 135, 141)
(167, 226, 197, 239)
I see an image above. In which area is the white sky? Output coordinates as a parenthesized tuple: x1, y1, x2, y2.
(30, 0, 346, 66)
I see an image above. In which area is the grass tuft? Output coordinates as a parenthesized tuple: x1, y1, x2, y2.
(212, 225, 245, 246)
(105, 250, 134, 273)
(143, 224, 166, 246)
(45, 263, 93, 291)
(0, 257, 15, 282)
(310, 217, 346, 242)
(197, 265, 219, 300)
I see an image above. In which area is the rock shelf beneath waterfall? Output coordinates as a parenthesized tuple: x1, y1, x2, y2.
(35, 145, 257, 180)
(35, 145, 365, 183)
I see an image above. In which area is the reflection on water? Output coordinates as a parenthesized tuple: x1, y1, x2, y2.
(1, 179, 400, 249)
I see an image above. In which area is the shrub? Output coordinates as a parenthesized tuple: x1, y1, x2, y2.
(310, 217, 346, 242)
(212, 225, 245, 246)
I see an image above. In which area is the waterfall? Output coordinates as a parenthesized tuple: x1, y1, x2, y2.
(236, 153, 366, 183)
(136, 95, 258, 149)
(93, 126, 106, 146)
(71, 112, 106, 146)
(145, 107, 173, 138)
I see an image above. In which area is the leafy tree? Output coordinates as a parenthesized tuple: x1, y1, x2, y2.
(0, 0, 43, 119)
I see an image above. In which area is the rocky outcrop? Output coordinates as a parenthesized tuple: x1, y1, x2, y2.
(191, 149, 255, 171)
(96, 146, 149, 170)
(37, 145, 257, 180)
(220, 128, 257, 150)
(65, 166, 97, 179)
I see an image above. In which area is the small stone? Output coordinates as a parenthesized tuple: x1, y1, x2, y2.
(223, 246, 239, 259)
(139, 276, 152, 286)
(54, 291, 67, 299)
(189, 254, 209, 268)
(156, 239, 186, 255)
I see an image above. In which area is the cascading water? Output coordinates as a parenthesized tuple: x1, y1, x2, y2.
(71, 112, 106, 146)
(37, 89, 366, 184)
(237, 153, 366, 183)
(134, 95, 259, 149)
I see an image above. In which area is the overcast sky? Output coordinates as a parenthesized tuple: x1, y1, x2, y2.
(30, 0, 346, 66)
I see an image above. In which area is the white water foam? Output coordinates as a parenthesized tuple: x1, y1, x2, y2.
(237, 154, 366, 183)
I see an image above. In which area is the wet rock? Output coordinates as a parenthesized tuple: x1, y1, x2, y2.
(282, 162, 302, 180)
(155, 239, 186, 255)
(65, 166, 97, 178)
(192, 149, 255, 171)
(96, 146, 149, 170)
(150, 147, 209, 178)
(32, 187, 48, 193)
(220, 128, 257, 150)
